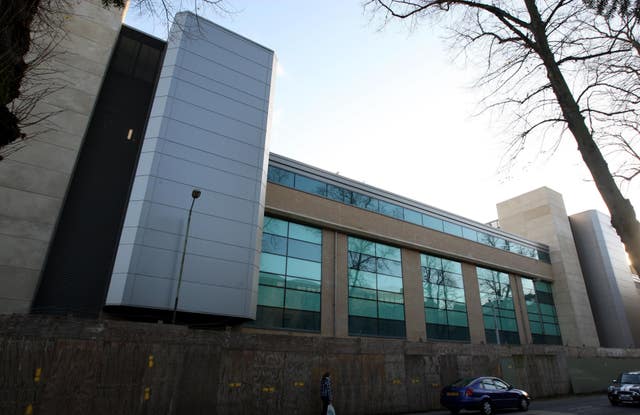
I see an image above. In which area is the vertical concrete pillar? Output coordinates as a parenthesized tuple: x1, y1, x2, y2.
(334, 233, 349, 338)
(402, 249, 426, 342)
(462, 263, 485, 344)
(510, 275, 532, 345)
(497, 187, 599, 347)
(321, 229, 336, 337)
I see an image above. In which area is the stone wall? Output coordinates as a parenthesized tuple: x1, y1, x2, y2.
(2, 315, 638, 415)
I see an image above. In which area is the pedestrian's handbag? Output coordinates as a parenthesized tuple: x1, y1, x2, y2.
(327, 403, 336, 415)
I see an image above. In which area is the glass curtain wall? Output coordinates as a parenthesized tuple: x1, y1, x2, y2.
(347, 237, 405, 337)
(477, 267, 520, 344)
(421, 254, 470, 341)
(521, 278, 562, 344)
(253, 216, 322, 331)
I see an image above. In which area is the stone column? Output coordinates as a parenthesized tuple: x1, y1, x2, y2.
(321, 229, 336, 337)
(402, 249, 426, 342)
(462, 263, 485, 344)
(510, 275, 532, 345)
(334, 233, 349, 338)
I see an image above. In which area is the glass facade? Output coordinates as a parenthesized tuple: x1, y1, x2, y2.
(477, 267, 520, 344)
(347, 237, 406, 338)
(522, 278, 562, 345)
(421, 254, 470, 341)
(267, 165, 550, 263)
(253, 216, 322, 331)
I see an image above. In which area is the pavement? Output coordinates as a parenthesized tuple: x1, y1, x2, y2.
(412, 393, 639, 414)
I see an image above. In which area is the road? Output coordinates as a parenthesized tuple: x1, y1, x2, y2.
(416, 394, 639, 415)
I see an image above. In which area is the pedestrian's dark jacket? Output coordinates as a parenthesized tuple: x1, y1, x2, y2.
(320, 375, 332, 401)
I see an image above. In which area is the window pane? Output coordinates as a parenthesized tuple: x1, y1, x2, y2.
(500, 318, 518, 332)
(424, 297, 445, 309)
(378, 302, 405, 320)
(327, 184, 349, 203)
(443, 221, 463, 237)
(530, 321, 543, 334)
(378, 319, 406, 338)
(294, 175, 327, 196)
(348, 252, 376, 272)
(422, 214, 444, 231)
(348, 237, 376, 255)
(539, 303, 555, 315)
(441, 259, 462, 275)
(443, 272, 464, 288)
(379, 200, 403, 219)
(286, 276, 321, 293)
(287, 239, 321, 261)
(258, 286, 284, 307)
(423, 268, 444, 285)
(351, 192, 378, 211)
(349, 298, 377, 317)
(283, 309, 320, 331)
(426, 308, 447, 324)
(462, 227, 478, 241)
(448, 311, 468, 327)
(445, 287, 465, 303)
(262, 234, 287, 255)
(287, 257, 321, 280)
(285, 290, 320, 312)
(404, 209, 422, 225)
(378, 291, 404, 304)
(288, 223, 322, 244)
(376, 243, 401, 261)
(259, 272, 285, 287)
(484, 315, 496, 329)
(260, 253, 286, 274)
(348, 269, 377, 289)
(377, 258, 402, 277)
(422, 254, 441, 269)
(377, 274, 403, 293)
(349, 286, 377, 300)
(267, 166, 294, 187)
(264, 216, 288, 236)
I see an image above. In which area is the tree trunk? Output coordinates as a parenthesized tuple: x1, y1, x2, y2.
(0, 0, 41, 147)
(524, 0, 640, 272)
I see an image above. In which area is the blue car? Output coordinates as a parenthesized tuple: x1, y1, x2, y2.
(440, 376, 531, 414)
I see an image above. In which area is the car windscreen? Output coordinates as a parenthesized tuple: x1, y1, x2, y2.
(450, 378, 476, 387)
(621, 373, 640, 384)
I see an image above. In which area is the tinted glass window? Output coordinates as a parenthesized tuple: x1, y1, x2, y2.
(522, 277, 562, 344)
(348, 236, 405, 338)
(477, 267, 519, 345)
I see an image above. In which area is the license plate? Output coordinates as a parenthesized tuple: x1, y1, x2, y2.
(446, 392, 459, 396)
(620, 396, 632, 401)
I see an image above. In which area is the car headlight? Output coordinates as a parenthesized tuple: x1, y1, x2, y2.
(522, 392, 529, 397)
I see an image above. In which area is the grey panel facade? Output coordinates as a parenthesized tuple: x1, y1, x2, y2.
(106, 12, 276, 319)
(570, 210, 639, 347)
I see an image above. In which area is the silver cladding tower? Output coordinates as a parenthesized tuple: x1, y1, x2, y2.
(106, 12, 276, 319)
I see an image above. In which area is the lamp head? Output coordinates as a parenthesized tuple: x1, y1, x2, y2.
(192, 189, 201, 199)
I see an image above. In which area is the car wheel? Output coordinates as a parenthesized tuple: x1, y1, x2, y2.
(480, 400, 493, 415)
(518, 397, 529, 411)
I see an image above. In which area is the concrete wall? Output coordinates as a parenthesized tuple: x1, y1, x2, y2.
(0, 0, 125, 314)
(497, 187, 600, 347)
(3, 315, 639, 415)
(106, 13, 276, 319)
(570, 210, 640, 347)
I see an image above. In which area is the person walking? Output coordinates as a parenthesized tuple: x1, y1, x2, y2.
(320, 372, 333, 415)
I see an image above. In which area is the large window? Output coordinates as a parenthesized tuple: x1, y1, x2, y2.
(421, 254, 470, 341)
(253, 216, 322, 331)
(267, 164, 550, 263)
(522, 278, 562, 345)
(477, 267, 520, 344)
(348, 237, 405, 338)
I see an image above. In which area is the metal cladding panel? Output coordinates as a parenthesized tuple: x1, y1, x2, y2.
(106, 13, 275, 319)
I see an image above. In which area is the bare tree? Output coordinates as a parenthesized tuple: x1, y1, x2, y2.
(366, 0, 640, 272)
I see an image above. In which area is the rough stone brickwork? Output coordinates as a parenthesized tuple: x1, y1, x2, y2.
(0, 0, 125, 313)
(3, 315, 639, 415)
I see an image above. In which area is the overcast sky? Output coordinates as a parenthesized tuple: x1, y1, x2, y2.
(124, 0, 639, 225)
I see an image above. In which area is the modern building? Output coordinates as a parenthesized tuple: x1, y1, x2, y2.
(1, 0, 639, 352)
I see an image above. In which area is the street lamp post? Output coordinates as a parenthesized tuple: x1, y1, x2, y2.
(172, 189, 201, 324)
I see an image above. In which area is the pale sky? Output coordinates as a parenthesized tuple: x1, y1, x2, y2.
(124, 0, 639, 225)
